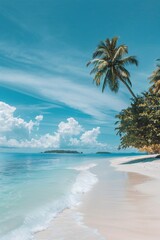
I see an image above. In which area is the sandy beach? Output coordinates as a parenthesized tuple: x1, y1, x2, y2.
(80, 154, 160, 240)
(36, 154, 160, 240)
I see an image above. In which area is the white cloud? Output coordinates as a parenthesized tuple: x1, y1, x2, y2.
(70, 127, 106, 148)
(35, 115, 43, 121)
(0, 134, 60, 149)
(80, 127, 101, 145)
(0, 101, 43, 133)
(58, 117, 83, 136)
(0, 105, 108, 150)
(70, 137, 80, 146)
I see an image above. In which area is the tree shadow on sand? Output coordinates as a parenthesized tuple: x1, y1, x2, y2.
(121, 156, 160, 165)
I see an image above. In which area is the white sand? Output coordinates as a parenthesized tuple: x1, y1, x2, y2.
(79, 154, 160, 240)
(35, 209, 105, 240)
(36, 154, 160, 240)
(111, 154, 160, 179)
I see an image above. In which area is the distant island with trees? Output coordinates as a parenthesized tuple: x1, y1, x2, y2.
(43, 150, 83, 154)
(43, 150, 111, 154)
(96, 152, 111, 154)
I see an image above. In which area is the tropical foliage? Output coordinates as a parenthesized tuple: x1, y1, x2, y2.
(115, 92, 160, 153)
(139, 144, 160, 154)
(87, 37, 160, 153)
(149, 59, 160, 94)
(87, 36, 138, 98)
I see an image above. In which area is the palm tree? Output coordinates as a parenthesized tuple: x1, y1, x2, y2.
(87, 36, 138, 99)
(149, 60, 160, 94)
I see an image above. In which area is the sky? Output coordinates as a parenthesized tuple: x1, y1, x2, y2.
(0, 0, 160, 152)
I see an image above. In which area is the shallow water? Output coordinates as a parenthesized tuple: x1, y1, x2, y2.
(0, 152, 143, 240)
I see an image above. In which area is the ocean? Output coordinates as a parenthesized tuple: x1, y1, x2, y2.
(0, 152, 144, 240)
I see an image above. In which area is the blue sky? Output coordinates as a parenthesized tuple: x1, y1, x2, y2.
(0, 0, 160, 152)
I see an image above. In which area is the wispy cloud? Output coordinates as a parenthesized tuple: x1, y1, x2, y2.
(0, 35, 149, 152)
(0, 65, 128, 120)
(0, 38, 149, 123)
(0, 40, 88, 78)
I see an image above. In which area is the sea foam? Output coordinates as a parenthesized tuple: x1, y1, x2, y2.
(68, 163, 97, 171)
(1, 163, 98, 240)
(71, 170, 98, 194)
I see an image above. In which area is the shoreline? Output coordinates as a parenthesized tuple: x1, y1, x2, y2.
(35, 161, 103, 240)
(110, 154, 160, 179)
(35, 154, 160, 240)
(79, 154, 160, 240)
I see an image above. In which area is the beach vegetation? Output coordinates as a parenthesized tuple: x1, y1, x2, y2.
(87, 36, 138, 98)
(87, 37, 160, 154)
(149, 59, 160, 94)
(115, 92, 160, 153)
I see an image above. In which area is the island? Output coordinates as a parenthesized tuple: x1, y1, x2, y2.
(43, 150, 83, 154)
(96, 151, 111, 154)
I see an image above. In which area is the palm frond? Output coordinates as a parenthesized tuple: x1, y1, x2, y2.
(93, 41, 111, 58)
(111, 36, 119, 49)
(102, 73, 108, 92)
(86, 58, 104, 67)
(94, 71, 104, 86)
(90, 67, 99, 75)
(149, 60, 160, 93)
(107, 68, 119, 93)
(86, 61, 91, 67)
(97, 61, 108, 71)
(86, 36, 138, 97)
(119, 56, 138, 66)
(125, 78, 132, 87)
(105, 38, 111, 48)
(119, 66, 130, 77)
(113, 45, 128, 61)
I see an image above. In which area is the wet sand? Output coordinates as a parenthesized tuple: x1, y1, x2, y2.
(35, 208, 105, 240)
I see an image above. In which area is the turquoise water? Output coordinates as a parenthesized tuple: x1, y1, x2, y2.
(0, 152, 143, 240)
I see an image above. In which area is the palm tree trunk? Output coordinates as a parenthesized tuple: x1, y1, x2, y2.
(122, 81, 137, 99)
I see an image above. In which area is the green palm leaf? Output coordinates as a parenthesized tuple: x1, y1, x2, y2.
(149, 60, 160, 94)
(87, 36, 138, 98)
